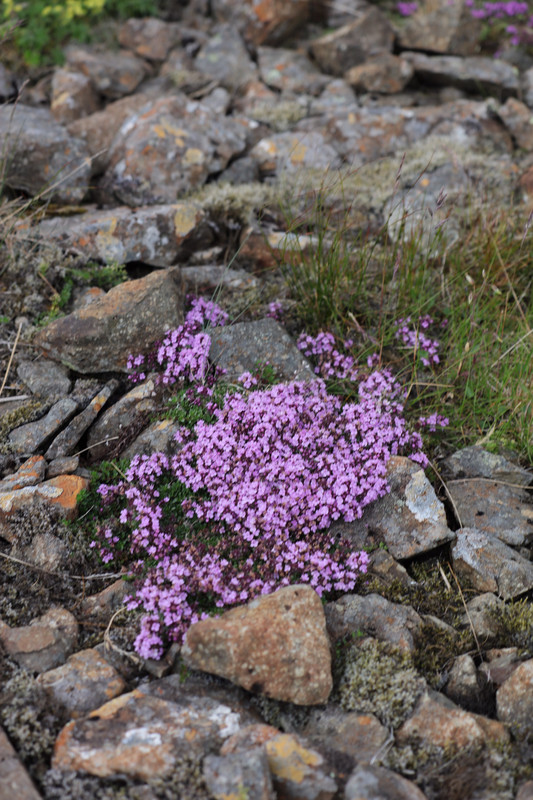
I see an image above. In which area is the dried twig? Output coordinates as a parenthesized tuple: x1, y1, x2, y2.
(0, 549, 123, 581)
(103, 606, 141, 665)
(0, 321, 22, 397)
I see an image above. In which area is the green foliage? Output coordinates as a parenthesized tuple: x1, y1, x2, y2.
(2, 0, 158, 67)
(490, 598, 533, 656)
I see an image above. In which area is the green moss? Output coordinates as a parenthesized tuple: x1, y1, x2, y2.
(190, 182, 277, 225)
(334, 638, 426, 729)
(251, 694, 311, 732)
(0, 399, 46, 453)
(251, 101, 308, 132)
(489, 598, 533, 655)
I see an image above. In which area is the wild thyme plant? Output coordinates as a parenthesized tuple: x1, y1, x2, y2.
(93, 298, 430, 659)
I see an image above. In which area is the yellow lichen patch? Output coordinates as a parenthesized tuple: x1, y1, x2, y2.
(173, 203, 200, 238)
(182, 148, 205, 166)
(265, 734, 321, 783)
(289, 140, 307, 165)
(51, 90, 70, 108)
(89, 692, 133, 718)
(153, 120, 187, 146)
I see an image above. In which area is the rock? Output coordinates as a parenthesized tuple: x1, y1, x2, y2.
(209, 317, 315, 383)
(302, 707, 390, 763)
(82, 578, 130, 618)
(120, 418, 182, 461)
(0, 475, 88, 522)
(462, 593, 506, 642)
(451, 528, 533, 599)
(221, 723, 281, 755)
(365, 549, 416, 589)
(250, 130, 341, 177)
(35, 202, 211, 267)
(203, 749, 275, 800)
(403, 52, 520, 97)
(194, 25, 257, 91)
(499, 97, 533, 149)
(479, 649, 522, 689)
(444, 654, 493, 715)
(0, 726, 43, 800)
(17, 359, 71, 400)
(45, 379, 119, 460)
(345, 54, 414, 95)
(396, 0, 482, 55)
(50, 67, 100, 124)
(0, 455, 46, 493)
(211, 0, 311, 46)
(181, 264, 259, 294)
(258, 46, 328, 95)
(325, 593, 422, 653)
(46, 456, 79, 479)
(524, 66, 533, 108)
(396, 690, 509, 750)
(182, 585, 332, 705)
(8, 398, 78, 455)
(309, 9, 394, 77)
(118, 17, 182, 61)
(496, 658, 533, 734)
(345, 764, 428, 800)
(64, 44, 150, 99)
(264, 732, 337, 800)
(66, 93, 151, 174)
(12, 531, 68, 572)
(36, 648, 126, 719)
(52, 689, 253, 779)
(517, 781, 533, 800)
(85, 377, 157, 462)
(34, 269, 185, 374)
(0, 105, 91, 203)
(441, 445, 532, 486)
(340, 456, 455, 560)
(0, 607, 78, 673)
(103, 95, 247, 205)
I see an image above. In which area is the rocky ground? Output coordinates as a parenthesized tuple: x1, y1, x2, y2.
(1, 0, 533, 798)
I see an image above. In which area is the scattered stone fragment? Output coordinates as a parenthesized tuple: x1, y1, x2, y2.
(0, 105, 91, 203)
(444, 654, 492, 715)
(499, 97, 533, 150)
(462, 593, 506, 642)
(52, 689, 253, 779)
(0, 455, 46, 492)
(35, 202, 211, 268)
(264, 733, 337, 800)
(341, 456, 455, 560)
(345, 54, 414, 94)
(0, 607, 78, 673)
(479, 648, 522, 689)
(36, 648, 126, 719)
(451, 528, 533, 599)
(0, 726, 43, 800)
(396, 0, 481, 55)
(82, 578, 130, 618)
(209, 318, 315, 383)
(309, 9, 394, 77)
(211, 0, 310, 46)
(325, 593, 422, 653)
(366, 549, 416, 589)
(85, 377, 157, 462)
(0, 475, 88, 521)
(448, 479, 533, 547)
(441, 445, 532, 486)
(50, 67, 100, 124)
(46, 455, 80, 479)
(12, 530, 68, 572)
(345, 764, 428, 800)
(45, 379, 119, 460)
(35, 269, 184, 374)
(396, 690, 509, 750)
(182, 585, 332, 705)
(118, 16, 182, 61)
(251, 131, 341, 176)
(203, 749, 275, 800)
(17, 359, 72, 401)
(302, 707, 390, 763)
(496, 658, 533, 734)
(194, 25, 257, 91)
(8, 398, 78, 456)
(403, 52, 520, 97)
(64, 44, 150, 99)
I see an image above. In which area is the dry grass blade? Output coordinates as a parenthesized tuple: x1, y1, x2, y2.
(0, 320, 22, 397)
(448, 563, 483, 663)
(0, 549, 123, 581)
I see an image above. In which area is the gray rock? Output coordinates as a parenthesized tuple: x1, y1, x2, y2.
(250, 131, 341, 177)
(0, 105, 91, 203)
(325, 593, 422, 653)
(45, 379, 119, 460)
(498, 97, 533, 150)
(462, 593, 506, 642)
(50, 67, 100, 124)
(309, 8, 394, 77)
(403, 52, 520, 97)
(303, 706, 389, 763)
(441, 445, 532, 486)
(451, 528, 533, 600)
(17, 359, 72, 400)
(496, 658, 533, 735)
(258, 46, 328, 95)
(13, 531, 68, 572)
(211, 0, 310, 46)
(118, 16, 182, 62)
(0, 727, 43, 800)
(444, 654, 492, 714)
(209, 318, 315, 383)
(479, 649, 522, 689)
(345, 764, 428, 800)
(448, 478, 533, 547)
(34, 269, 185, 374)
(64, 44, 150, 99)
(203, 750, 275, 800)
(341, 456, 455, 560)
(345, 54, 414, 95)
(121, 418, 182, 461)
(0, 455, 46, 493)
(0, 607, 78, 673)
(194, 25, 257, 91)
(8, 398, 79, 456)
(396, 0, 481, 55)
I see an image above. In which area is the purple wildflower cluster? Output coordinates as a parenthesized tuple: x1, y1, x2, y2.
(94, 297, 432, 660)
(394, 315, 441, 367)
(297, 331, 359, 380)
(418, 413, 449, 432)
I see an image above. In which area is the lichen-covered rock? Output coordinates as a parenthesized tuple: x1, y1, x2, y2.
(118, 16, 182, 61)
(403, 52, 520, 97)
(0, 105, 91, 203)
(264, 732, 337, 800)
(0, 607, 78, 673)
(451, 528, 533, 599)
(0, 455, 46, 494)
(34, 269, 184, 374)
(441, 445, 532, 486)
(396, 0, 482, 55)
(447, 479, 533, 547)
(194, 25, 257, 91)
(325, 593, 422, 653)
(203, 749, 275, 800)
(0, 726, 43, 800)
(496, 658, 533, 734)
(345, 54, 414, 94)
(7, 399, 78, 456)
(250, 131, 341, 177)
(302, 706, 389, 763)
(309, 8, 394, 77)
(345, 764, 428, 800)
(50, 67, 100, 124)
(64, 44, 150, 99)
(257, 46, 328, 95)
(182, 585, 333, 705)
(0, 475, 89, 521)
(211, 0, 311, 45)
